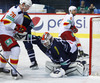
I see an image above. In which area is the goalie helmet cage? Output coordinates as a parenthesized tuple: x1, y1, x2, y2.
(89, 17, 100, 75)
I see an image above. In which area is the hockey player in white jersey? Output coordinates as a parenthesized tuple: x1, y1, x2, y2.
(0, 0, 32, 78)
(59, 6, 88, 58)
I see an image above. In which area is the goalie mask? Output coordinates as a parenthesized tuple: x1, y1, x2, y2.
(41, 32, 53, 48)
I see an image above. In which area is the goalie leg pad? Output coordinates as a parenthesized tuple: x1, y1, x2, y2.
(65, 61, 85, 76)
(45, 61, 61, 73)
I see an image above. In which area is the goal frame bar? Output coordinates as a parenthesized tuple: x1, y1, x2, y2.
(89, 17, 100, 75)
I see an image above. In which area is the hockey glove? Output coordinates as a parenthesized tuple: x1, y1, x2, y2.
(14, 32, 27, 41)
(70, 26, 78, 33)
(15, 24, 27, 33)
(78, 50, 89, 58)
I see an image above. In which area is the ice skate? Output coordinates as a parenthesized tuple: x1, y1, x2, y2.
(30, 61, 39, 70)
(0, 68, 10, 73)
(11, 69, 18, 80)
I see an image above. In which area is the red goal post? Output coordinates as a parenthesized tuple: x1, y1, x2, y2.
(89, 17, 100, 75)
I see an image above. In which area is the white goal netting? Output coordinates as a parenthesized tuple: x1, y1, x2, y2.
(90, 17, 100, 75)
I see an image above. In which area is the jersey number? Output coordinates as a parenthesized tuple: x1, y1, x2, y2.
(10, 11, 16, 18)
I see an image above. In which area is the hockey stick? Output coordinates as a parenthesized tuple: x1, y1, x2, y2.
(23, 39, 37, 41)
(0, 44, 2, 52)
(0, 53, 23, 78)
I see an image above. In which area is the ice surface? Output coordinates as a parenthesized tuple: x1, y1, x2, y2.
(0, 40, 100, 83)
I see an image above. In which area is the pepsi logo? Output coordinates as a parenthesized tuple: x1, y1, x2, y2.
(32, 17, 43, 31)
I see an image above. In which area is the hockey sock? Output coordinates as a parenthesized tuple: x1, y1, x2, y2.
(27, 49, 37, 64)
(0, 51, 11, 68)
(10, 46, 20, 70)
(75, 37, 83, 51)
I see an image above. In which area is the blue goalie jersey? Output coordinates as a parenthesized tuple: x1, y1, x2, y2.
(45, 38, 78, 70)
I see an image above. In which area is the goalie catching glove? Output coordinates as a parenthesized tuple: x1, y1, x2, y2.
(77, 50, 89, 59)
(70, 25, 78, 33)
(15, 24, 27, 33)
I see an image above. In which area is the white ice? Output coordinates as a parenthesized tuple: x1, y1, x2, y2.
(0, 39, 100, 83)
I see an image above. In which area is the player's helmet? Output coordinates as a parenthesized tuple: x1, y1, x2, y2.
(69, 6, 77, 13)
(20, 0, 32, 7)
(41, 32, 53, 48)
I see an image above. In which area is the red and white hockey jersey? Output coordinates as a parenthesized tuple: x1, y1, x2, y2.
(0, 6, 24, 37)
(59, 14, 75, 36)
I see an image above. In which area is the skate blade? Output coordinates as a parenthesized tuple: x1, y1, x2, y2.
(0, 72, 10, 75)
(13, 75, 23, 80)
(31, 66, 39, 70)
(13, 76, 18, 80)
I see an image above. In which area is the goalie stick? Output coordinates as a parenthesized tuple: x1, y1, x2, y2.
(13, 32, 41, 42)
(0, 53, 23, 78)
(22, 39, 37, 41)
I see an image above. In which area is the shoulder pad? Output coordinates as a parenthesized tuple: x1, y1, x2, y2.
(15, 5, 18, 8)
(23, 13, 32, 27)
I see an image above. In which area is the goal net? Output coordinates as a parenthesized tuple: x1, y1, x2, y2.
(89, 17, 100, 76)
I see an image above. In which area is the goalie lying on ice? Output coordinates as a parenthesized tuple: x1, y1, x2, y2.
(24, 32, 89, 78)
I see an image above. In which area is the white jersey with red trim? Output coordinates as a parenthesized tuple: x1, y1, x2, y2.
(0, 6, 24, 37)
(59, 14, 75, 36)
